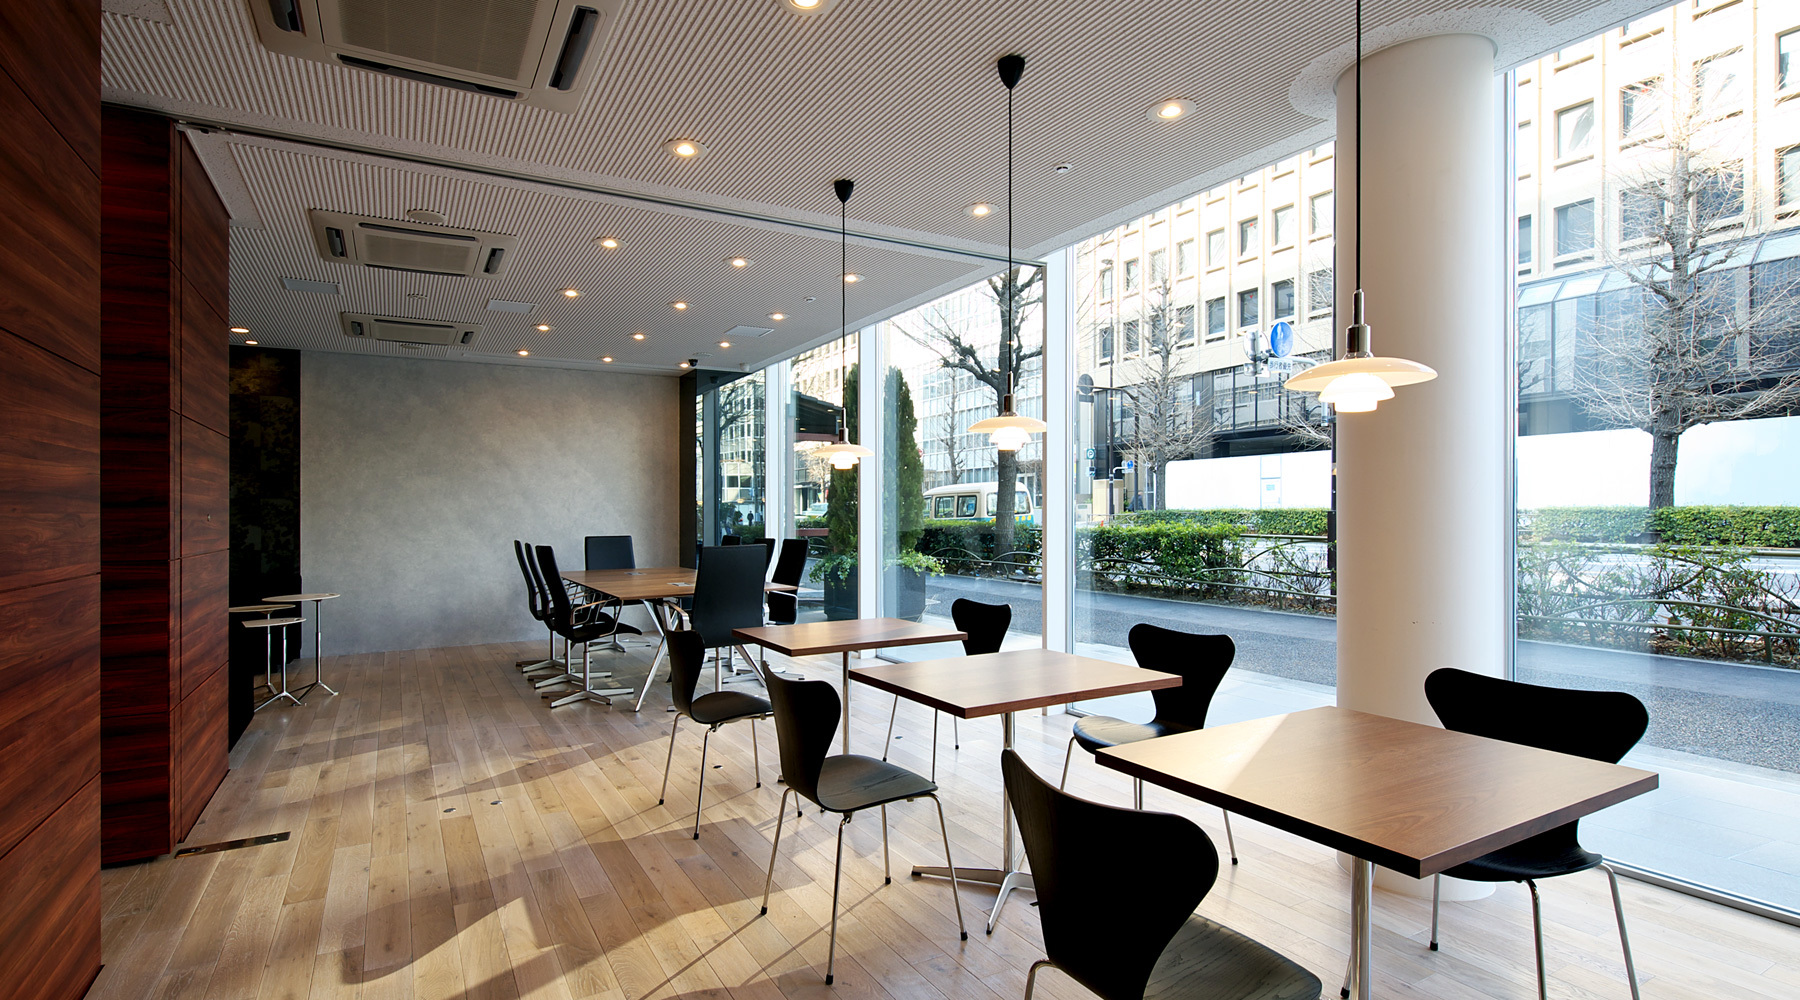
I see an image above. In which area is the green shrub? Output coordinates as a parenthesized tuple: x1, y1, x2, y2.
(1520, 506, 1800, 547)
(1113, 508, 1329, 536)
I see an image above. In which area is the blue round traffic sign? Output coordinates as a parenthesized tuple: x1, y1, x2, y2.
(1269, 321, 1294, 358)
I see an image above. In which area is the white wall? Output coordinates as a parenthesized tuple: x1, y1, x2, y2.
(1165, 450, 1332, 509)
(300, 354, 680, 655)
(1517, 416, 1800, 508)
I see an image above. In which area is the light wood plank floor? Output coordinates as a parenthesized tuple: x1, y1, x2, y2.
(89, 639, 1800, 1000)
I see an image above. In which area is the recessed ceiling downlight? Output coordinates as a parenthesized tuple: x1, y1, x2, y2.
(536, 324, 552, 332)
(516, 349, 530, 356)
(632, 332, 646, 340)
(784, 0, 837, 12)
(719, 341, 732, 348)
(966, 203, 993, 217)
(230, 327, 250, 334)
(1151, 98, 1193, 121)
(672, 301, 689, 310)
(728, 257, 750, 268)
(843, 272, 863, 283)
(665, 138, 705, 158)
(244, 339, 258, 345)
(601, 356, 614, 363)
(596, 237, 620, 249)
(562, 288, 581, 297)
(768, 312, 785, 321)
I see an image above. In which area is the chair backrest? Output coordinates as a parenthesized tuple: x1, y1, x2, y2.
(760, 536, 778, 569)
(584, 535, 635, 570)
(764, 671, 841, 806)
(689, 545, 767, 647)
(514, 540, 546, 622)
(1001, 749, 1218, 1000)
(721, 534, 743, 545)
(533, 545, 576, 629)
(950, 598, 1011, 656)
(766, 538, 808, 624)
(665, 628, 705, 717)
(1425, 668, 1648, 764)
(1128, 624, 1235, 732)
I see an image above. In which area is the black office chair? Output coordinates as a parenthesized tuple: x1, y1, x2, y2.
(1002, 750, 1320, 1000)
(633, 544, 767, 711)
(765, 538, 808, 625)
(882, 598, 1010, 780)
(721, 534, 743, 545)
(759, 536, 778, 571)
(658, 630, 770, 839)
(512, 540, 564, 675)
(1422, 668, 1645, 1000)
(584, 534, 635, 570)
(534, 545, 638, 707)
(1060, 623, 1239, 863)
(759, 670, 966, 984)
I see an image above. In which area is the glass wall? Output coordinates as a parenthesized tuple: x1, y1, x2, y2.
(878, 267, 1046, 659)
(711, 370, 765, 541)
(790, 335, 856, 623)
(1067, 158, 1340, 722)
(1512, 0, 1800, 913)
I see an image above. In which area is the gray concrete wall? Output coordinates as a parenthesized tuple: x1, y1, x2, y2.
(299, 353, 679, 655)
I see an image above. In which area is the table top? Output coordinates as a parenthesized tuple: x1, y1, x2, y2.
(242, 617, 307, 629)
(563, 567, 796, 602)
(850, 649, 1181, 719)
(1097, 706, 1659, 879)
(733, 618, 966, 656)
(264, 593, 339, 602)
(229, 604, 293, 613)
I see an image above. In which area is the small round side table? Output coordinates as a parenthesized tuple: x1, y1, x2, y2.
(263, 593, 341, 698)
(242, 616, 307, 709)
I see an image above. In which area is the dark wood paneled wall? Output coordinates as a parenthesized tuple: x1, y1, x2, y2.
(101, 107, 232, 863)
(0, 3, 103, 999)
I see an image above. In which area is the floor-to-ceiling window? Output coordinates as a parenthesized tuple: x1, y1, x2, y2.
(1067, 161, 1341, 723)
(790, 335, 856, 622)
(1513, 1, 1800, 914)
(712, 370, 766, 542)
(878, 268, 1046, 658)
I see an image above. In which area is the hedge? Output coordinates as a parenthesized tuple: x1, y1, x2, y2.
(1114, 508, 1329, 536)
(1521, 506, 1800, 547)
(920, 520, 1042, 565)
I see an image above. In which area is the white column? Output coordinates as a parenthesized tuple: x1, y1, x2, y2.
(1041, 249, 1073, 652)
(764, 360, 791, 541)
(1334, 33, 1507, 899)
(858, 326, 884, 623)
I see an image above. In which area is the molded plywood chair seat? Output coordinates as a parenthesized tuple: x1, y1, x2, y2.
(1423, 667, 1646, 1000)
(882, 598, 1010, 779)
(759, 669, 966, 984)
(657, 630, 770, 839)
(1003, 750, 1320, 1000)
(1061, 623, 1240, 862)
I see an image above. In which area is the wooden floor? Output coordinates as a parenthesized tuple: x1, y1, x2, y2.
(89, 639, 1800, 1000)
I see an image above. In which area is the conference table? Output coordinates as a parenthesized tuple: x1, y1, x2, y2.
(734, 618, 967, 753)
(851, 649, 1181, 933)
(1097, 706, 1659, 1000)
(560, 567, 797, 710)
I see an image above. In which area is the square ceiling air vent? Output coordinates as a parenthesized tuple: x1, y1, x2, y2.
(340, 312, 481, 347)
(310, 210, 518, 277)
(248, 0, 621, 113)
(280, 276, 340, 294)
(722, 325, 775, 339)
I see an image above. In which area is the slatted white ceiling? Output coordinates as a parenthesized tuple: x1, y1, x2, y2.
(104, 0, 1660, 373)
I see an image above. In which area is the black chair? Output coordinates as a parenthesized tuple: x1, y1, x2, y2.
(1060, 623, 1239, 862)
(882, 598, 1010, 779)
(512, 540, 564, 675)
(1002, 750, 1320, 1000)
(1423, 668, 1645, 1000)
(658, 630, 770, 839)
(584, 534, 636, 570)
(721, 534, 743, 545)
(534, 545, 638, 707)
(633, 545, 767, 711)
(759, 670, 965, 984)
(765, 538, 808, 625)
(759, 536, 778, 571)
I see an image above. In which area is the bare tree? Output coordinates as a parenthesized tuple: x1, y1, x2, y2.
(899, 267, 1043, 559)
(937, 371, 965, 489)
(1574, 75, 1800, 508)
(1116, 281, 1212, 508)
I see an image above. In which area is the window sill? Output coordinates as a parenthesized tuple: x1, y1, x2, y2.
(1554, 53, 1594, 71)
(1237, 254, 1259, 264)
(1691, 0, 1742, 20)
(1618, 28, 1663, 48)
(1309, 232, 1332, 242)
(1619, 132, 1663, 150)
(1552, 251, 1595, 265)
(1553, 152, 1596, 169)
(1206, 264, 1226, 274)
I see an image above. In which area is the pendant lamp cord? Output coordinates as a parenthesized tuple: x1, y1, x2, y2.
(1354, 0, 1362, 296)
(1005, 72, 1015, 400)
(841, 194, 848, 438)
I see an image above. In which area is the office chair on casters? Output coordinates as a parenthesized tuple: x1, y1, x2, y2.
(760, 669, 966, 985)
(534, 545, 638, 707)
(1002, 750, 1319, 1000)
(584, 534, 656, 648)
(1420, 667, 1646, 1000)
(1059, 623, 1240, 862)
(513, 540, 566, 675)
(658, 630, 770, 840)
(882, 598, 1010, 780)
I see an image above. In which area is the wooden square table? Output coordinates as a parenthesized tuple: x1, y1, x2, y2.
(1097, 706, 1658, 1000)
(733, 618, 967, 754)
(851, 649, 1181, 933)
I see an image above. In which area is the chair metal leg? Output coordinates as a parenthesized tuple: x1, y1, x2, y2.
(928, 794, 968, 941)
(826, 814, 849, 985)
(658, 716, 680, 805)
(1527, 880, 1547, 1000)
(930, 712, 939, 782)
(693, 727, 713, 840)
(1600, 863, 1642, 1000)
(750, 718, 762, 788)
(1429, 873, 1441, 950)
(1133, 778, 1143, 810)
(761, 787, 792, 916)
(883, 695, 899, 761)
(952, 716, 959, 749)
(1339, 954, 1353, 999)
(881, 804, 891, 883)
(1221, 810, 1238, 865)
(1023, 959, 1053, 1000)
(1059, 735, 1076, 789)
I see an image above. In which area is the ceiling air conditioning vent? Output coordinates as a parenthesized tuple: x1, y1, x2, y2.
(309, 210, 518, 277)
(248, 0, 621, 114)
(340, 312, 481, 347)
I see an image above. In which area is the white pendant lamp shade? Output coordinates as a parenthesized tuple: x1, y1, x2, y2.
(817, 435, 873, 469)
(1283, 289, 1436, 412)
(969, 410, 1046, 451)
(821, 176, 869, 469)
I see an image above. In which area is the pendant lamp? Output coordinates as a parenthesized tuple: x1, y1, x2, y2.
(814, 177, 874, 470)
(1283, 0, 1436, 412)
(969, 53, 1048, 451)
